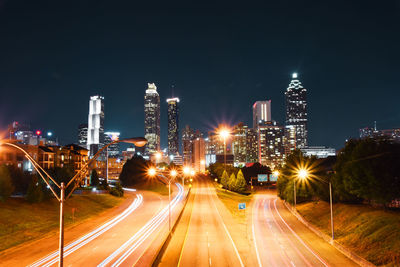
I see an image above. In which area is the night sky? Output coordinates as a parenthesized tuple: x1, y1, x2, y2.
(1, 1, 399, 149)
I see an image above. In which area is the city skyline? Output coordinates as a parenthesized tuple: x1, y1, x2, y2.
(1, 1, 399, 150)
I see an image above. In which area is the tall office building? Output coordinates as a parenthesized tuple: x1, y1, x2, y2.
(167, 97, 180, 155)
(87, 95, 105, 157)
(285, 73, 308, 148)
(144, 83, 161, 155)
(232, 123, 247, 166)
(258, 121, 285, 169)
(253, 100, 272, 129)
(182, 125, 194, 165)
(104, 131, 121, 157)
(246, 128, 258, 163)
(78, 123, 88, 147)
(192, 137, 205, 172)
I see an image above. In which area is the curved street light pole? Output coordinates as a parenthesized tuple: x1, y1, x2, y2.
(0, 137, 146, 267)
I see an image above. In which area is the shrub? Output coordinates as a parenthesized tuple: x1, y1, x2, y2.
(26, 176, 44, 203)
(0, 165, 14, 202)
(110, 183, 124, 197)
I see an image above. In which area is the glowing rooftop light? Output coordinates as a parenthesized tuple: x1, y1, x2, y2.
(47, 132, 53, 137)
(292, 73, 298, 79)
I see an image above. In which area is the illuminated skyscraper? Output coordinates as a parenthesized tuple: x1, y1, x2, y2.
(104, 131, 121, 157)
(87, 95, 105, 157)
(253, 100, 271, 129)
(192, 137, 205, 172)
(144, 83, 160, 155)
(232, 123, 247, 166)
(167, 97, 180, 155)
(182, 125, 194, 165)
(78, 123, 88, 147)
(258, 121, 285, 169)
(246, 128, 258, 163)
(285, 73, 308, 148)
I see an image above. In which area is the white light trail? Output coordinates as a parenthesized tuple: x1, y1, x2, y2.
(29, 194, 143, 267)
(98, 183, 184, 267)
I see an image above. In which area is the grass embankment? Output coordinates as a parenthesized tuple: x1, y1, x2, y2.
(215, 187, 252, 224)
(0, 194, 124, 252)
(297, 202, 400, 266)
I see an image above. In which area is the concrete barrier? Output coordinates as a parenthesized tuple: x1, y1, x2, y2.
(151, 187, 192, 267)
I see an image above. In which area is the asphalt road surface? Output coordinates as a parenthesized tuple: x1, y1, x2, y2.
(0, 184, 184, 267)
(168, 177, 245, 267)
(252, 191, 358, 267)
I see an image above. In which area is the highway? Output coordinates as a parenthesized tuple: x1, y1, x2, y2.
(252, 191, 358, 267)
(0, 184, 184, 267)
(161, 177, 244, 267)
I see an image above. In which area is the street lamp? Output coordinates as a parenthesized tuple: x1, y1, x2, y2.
(0, 137, 147, 267)
(147, 166, 195, 232)
(218, 128, 230, 171)
(293, 166, 335, 241)
(294, 168, 308, 210)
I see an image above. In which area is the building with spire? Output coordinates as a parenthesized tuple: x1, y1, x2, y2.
(144, 83, 161, 155)
(167, 97, 180, 155)
(285, 73, 308, 149)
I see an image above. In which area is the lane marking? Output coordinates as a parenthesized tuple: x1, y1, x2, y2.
(207, 182, 245, 267)
(268, 198, 313, 267)
(252, 197, 263, 267)
(273, 199, 329, 267)
(30, 194, 143, 267)
(263, 199, 292, 267)
(97, 183, 184, 267)
(177, 186, 196, 267)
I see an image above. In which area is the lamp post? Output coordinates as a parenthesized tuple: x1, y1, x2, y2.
(148, 166, 195, 233)
(0, 137, 147, 267)
(218, 129, 230, 171)
(294, 167, 335, 241)
(294, 168, 308, 210)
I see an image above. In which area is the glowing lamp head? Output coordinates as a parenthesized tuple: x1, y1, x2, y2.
(36, 130, 42, 136)
(298, 169, 308, 180)
(190, 170, 195, 176)
(155, 152, 162, 159)
(170, 170, 177, 177)
(183, 167, 191, 175)
(148, 168, 157, 177)
(47, 132, 53, 137)
(273, 170, 280, 177)
(219, 129, 230, 139)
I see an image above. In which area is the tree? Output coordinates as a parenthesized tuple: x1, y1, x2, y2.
(235, 169, 247, 193)
(241, 163, 271, 184)
(99, 176, 109, 190)
(90, 169, 99, 187)
(6, 165, 30, 194)
(26, 175, 44, 203)
(228, 172, 237, 191)
(277, 149, 320, 203)
(333, 138, 400, 205)
(0, 165, 14, 202)
(221, 170, 229, 189)
(119, 155, 151, 186)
